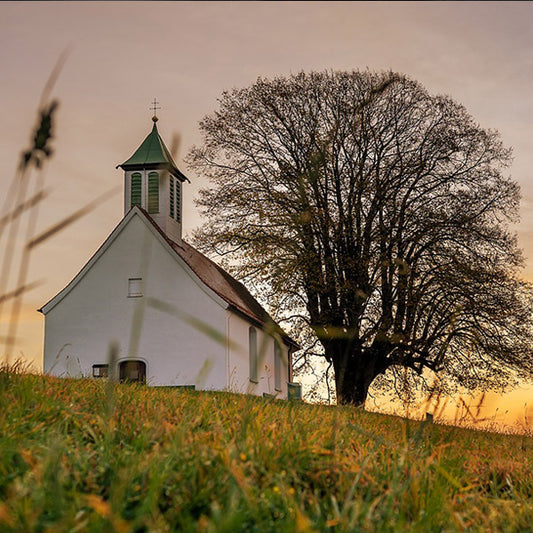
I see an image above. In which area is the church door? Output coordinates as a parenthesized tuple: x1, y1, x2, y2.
(119, 360, 146, 383)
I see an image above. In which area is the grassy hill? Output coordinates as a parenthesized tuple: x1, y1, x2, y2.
(0, 370, 532, 532)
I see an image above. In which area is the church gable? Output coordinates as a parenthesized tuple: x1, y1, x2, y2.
(41, 209, 230, 388)
(40, 208, 227, 316)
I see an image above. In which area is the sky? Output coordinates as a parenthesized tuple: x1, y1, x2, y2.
(1, 1, 532, 429)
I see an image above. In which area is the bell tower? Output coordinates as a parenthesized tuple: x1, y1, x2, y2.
(117, 106, 189, 244)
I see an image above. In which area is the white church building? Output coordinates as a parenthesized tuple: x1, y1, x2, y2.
(40, 116, 299, 399)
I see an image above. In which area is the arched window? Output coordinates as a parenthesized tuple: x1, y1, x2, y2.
(249, 327, 258, 383)
(131, 172, 142, 208)
(148, 172, 159, 213)
(274, 341, 282, 391)
(119, 360, 146, 383)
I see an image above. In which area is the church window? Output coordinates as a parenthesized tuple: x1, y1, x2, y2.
(249, 326, 258, 383)
(92, 364, 109, 378)
(128, 278, 143, 298)
(148, 172, 159, 213)
(274, 341, 282, 391)
(170, 177, 175, 219)
(131, 173, 142, 208)
(119, 360, 146, 383)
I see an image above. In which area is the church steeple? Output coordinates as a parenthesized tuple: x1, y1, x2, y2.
(118, 114, 189, 244)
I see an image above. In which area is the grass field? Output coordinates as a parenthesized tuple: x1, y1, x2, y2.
(0, 368, 532, 532)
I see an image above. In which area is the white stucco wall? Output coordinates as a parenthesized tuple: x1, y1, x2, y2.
(226, 310, 290, 399)
(43, 212, 227, 389)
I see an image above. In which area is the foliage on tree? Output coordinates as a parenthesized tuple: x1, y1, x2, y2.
(187, 70, 533, 405)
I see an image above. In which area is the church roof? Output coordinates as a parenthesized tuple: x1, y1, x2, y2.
(174, 241, 284, 334)
(176, 241, 298, 348)
(117, 120, 189, 182)
(139, 209, 298, 348)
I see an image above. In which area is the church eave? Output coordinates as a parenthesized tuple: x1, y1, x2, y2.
(227, 304, 300, 350)
(117, 162, 189, 182)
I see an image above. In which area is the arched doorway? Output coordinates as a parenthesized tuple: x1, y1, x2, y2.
(119, 360, 146, 383)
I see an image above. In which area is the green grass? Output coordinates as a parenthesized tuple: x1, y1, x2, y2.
(0, 369, 532, 532)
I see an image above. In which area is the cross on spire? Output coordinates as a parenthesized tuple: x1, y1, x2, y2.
(150, 98, 161, 122)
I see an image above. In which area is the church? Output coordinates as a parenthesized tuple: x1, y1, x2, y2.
(40, 115, 299, 399)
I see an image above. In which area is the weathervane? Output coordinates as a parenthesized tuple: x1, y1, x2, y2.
(150, 98, 161, 122)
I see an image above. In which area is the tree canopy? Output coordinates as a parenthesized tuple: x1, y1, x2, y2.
(187, 70, 533, 405)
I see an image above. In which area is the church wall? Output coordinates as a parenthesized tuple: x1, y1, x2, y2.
(226, 310, 289, 399)
(43, 213, 228, 390)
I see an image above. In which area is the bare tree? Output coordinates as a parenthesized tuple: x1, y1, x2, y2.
(187, 70, 533, 405)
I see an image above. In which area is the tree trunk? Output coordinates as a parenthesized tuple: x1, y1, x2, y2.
(329, 342, 387, 406)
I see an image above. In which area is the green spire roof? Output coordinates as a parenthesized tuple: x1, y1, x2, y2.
(118, 119, 188, 182)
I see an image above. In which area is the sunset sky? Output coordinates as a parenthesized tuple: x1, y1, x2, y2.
(1, 1, 532, 428)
